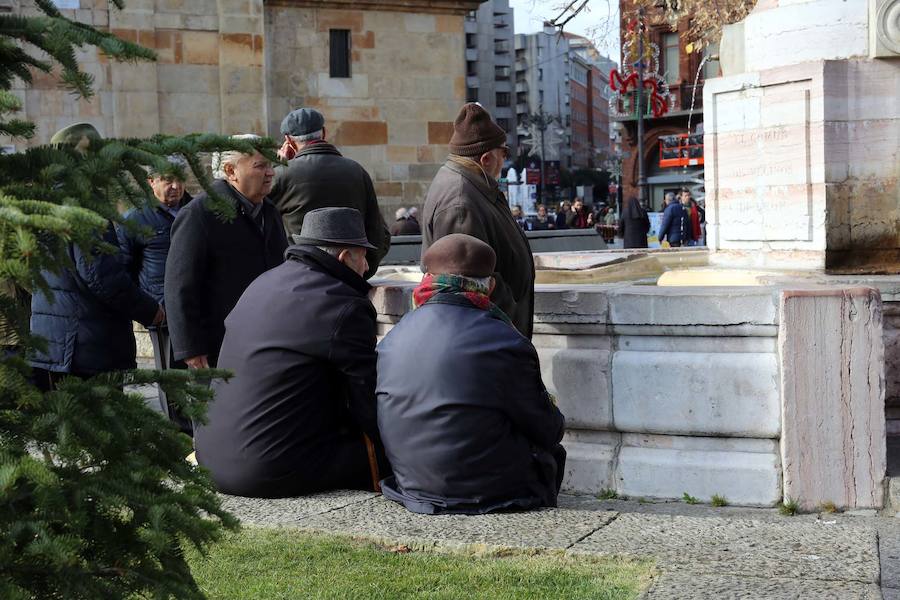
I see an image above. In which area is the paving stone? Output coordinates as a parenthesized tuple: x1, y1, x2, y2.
(644, 571, 881, 599)
(877, 521, 900, 590)
(219, 490, 377, 526)
(571, 513, 879, 583)
(296, 495, 618, 551)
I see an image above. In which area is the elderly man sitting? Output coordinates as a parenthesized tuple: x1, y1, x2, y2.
(194, 207, 385, 498)
(376, 234, 566, 514)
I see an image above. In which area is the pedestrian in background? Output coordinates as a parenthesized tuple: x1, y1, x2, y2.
(555, 201, 571, 229)
(658, 192, 690, 248)
(389, 207, 408, 236)
(618, 196, 650, 249)
(398, 206, 421, 235)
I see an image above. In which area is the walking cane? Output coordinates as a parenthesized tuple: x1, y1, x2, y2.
(363, 434, 381, 493)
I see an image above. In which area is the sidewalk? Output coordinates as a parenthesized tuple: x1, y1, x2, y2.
(219, 491, 900, 599)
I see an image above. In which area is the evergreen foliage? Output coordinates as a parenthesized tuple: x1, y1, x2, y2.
(0, 3, 279, 598)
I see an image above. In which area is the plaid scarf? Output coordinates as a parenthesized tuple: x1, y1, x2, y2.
(412, 273, 513, 326)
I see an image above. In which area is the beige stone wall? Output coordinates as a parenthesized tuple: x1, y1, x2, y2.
(5, 1, 472, 223)
(264, 5, 466, 219)
(5, 0, 267, 145)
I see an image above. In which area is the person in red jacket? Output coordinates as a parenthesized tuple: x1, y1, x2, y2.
(680, 189, 702, 246)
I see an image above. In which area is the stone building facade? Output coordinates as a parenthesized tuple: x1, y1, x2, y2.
(5, 0, 484, 219)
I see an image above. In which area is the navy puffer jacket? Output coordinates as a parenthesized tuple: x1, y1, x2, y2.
(29, 223, 159, 375)
(117, 193, 191, 303)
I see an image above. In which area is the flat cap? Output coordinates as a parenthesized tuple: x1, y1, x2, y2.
(50, 122, 101, 147)
(423, 233, 496, 278)
(280, 108, 325, 137)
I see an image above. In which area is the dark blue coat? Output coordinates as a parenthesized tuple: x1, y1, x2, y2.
(658, 202, 691, 245)
(29, 223, 159, 375)
(376, 294, 565, 514)
(116, 193, 191, 303)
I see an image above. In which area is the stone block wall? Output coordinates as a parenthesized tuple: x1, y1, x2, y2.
(263, 2, 468, 220)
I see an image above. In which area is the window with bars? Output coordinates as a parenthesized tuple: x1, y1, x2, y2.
(329, 29, 351, 78)
(496, 92, 511, 107)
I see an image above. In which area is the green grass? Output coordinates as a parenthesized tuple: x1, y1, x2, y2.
(779, 498, 800, 516)
(681, 492, 699, 505)
(187, 528, 654, 600)
(710, 494, 728, 507)
(598, 488, 620, 500)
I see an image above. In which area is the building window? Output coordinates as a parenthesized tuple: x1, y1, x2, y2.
(467, 61, 477, 76)
(539, 90, 544, 104)
(496, 92, 511, 107)
(663, 32, 680, 85)
(497, 118, 511, 131)
(538, 68, 543, 81)
(329, 29, 351, 78)
(467, 88, 479, 103)
(466, 33, 477, 49)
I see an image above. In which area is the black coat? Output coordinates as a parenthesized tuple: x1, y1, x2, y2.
(194, 246, 380, 496)
(618, 199, 651, 249)
(117, 193, 192, 303)
(268, 142, 390, 278)
(30, 223, 159, 375)
(376, 294, 565, 514)
(422, 159, 536, 338)
(164, 179, 287, 365)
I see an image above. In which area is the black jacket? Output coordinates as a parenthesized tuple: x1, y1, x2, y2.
(164, 179, 287, 365)
(376, 294, 565, 514)
(658, 202, 691, 245)
(618, 199, 650, 249)
(269, 142, 390, 278)
(194, 246, 380, 495)
(30, 223, 159, 375)
(117, 193, 192, 303)
(422, 159, 536, 338)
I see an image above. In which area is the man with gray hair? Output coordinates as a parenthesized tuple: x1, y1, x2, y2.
(117, 155, 193, 432)
(164, 135, 287, 369)
(269, 108, 390, 278)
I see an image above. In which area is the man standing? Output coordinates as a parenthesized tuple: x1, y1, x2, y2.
(658, 191, 689, 248)
(398, 206, 421, 235)
(377, 234, 565, 514)
(117, 156, 192, 431)
(389, 207, 408, 236)
(165, 135, 287, 369)
(269, 108, 390, 279)
(194, 208, 385, 498)
(680, 189, 701, 246)
(30, 123, 164, 389)
(566, 197, 591, 229)
(421, 103, 535, 338)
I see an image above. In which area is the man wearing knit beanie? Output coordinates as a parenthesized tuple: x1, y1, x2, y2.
(420, 103, 535, 338)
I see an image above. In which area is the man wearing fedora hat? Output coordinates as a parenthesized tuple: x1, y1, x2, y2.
(269, 107, 390, 279)
(421, 103, 535, 338)
(377, 233, 565, 514)
(194, 207, 386, 498)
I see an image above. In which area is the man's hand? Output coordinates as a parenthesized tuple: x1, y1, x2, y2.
(152, 305, 166, 326)
(185, 355, 209, 369)
(277, 137, 296, 161)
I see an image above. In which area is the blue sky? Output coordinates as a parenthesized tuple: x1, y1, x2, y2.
(508, 0, 620, 60)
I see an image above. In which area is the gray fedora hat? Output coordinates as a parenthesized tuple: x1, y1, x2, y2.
(291, 207, 376, 249)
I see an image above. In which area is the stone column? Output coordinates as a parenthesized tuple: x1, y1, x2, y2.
(779, 287, 886, 510)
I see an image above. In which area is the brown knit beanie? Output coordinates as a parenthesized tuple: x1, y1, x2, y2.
(423, 233, 496, 278)
(448, 103, 508, 158)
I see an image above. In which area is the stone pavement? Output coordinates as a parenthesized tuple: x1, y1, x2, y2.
(219, 491, 900, 599)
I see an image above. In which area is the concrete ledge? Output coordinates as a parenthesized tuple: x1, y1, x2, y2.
(612, 351, 781, 438)
(616, 434, 782, 506)
(607, 286, 780, 327)
(537, 345, 612, 430)
(560, 430, 620, 494)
